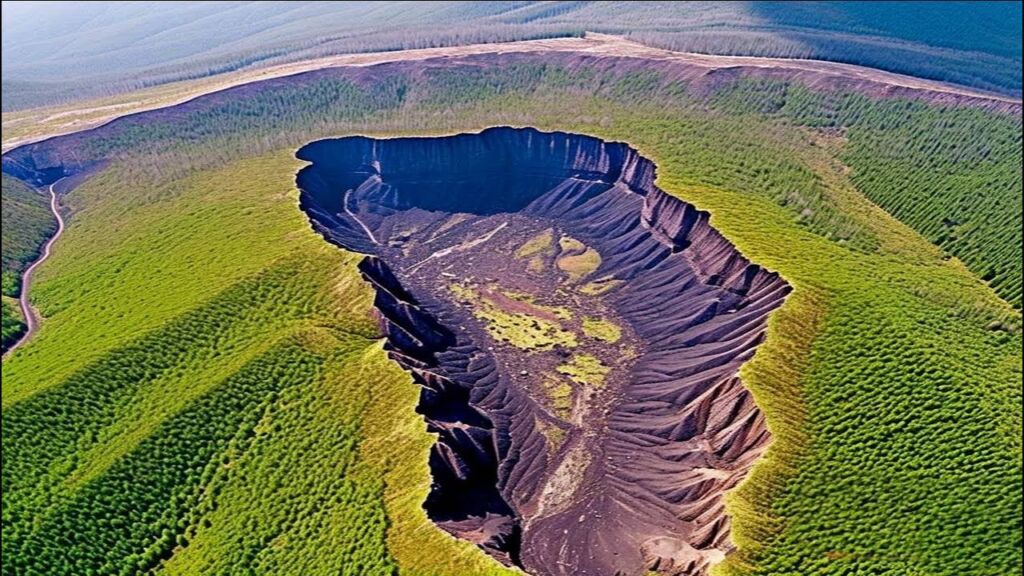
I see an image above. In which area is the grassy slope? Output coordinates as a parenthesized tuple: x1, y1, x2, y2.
(1, 295, 24, 350)
(843, 106, 1023, 307)
(708, 79, 1023, 307)
(1, 71, 1020, 575)
(0, 152, 513, 575)
(1, 173, 54, 350)
(1, 173, 53, 291)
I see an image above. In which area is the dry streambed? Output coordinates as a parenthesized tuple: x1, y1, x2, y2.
(297, 127, 790, 576)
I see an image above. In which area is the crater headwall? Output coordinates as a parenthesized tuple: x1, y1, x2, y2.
(297, 127, 790, 576)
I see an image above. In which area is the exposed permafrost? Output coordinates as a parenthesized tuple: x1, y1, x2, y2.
(297, 127, 790, 576)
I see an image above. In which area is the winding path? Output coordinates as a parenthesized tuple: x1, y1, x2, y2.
(7, 180, 64, 355)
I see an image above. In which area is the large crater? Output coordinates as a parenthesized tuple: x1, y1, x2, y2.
(296, 127, 790, 576)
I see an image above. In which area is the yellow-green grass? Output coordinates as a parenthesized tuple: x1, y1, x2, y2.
(534, 417, 568, 453)
(557, 354, 610, 387)
(474, 300, 577, 351)
(581, 316, 621, 343)
(515, 228, 555, 259)
(557, 248, 602, 283)
(526, 255, 546, 274)
(557, 234, 585, 253)
(557, 234, 600, 283)
(1, 295, 21, 319)
(451, 284, 577, 351)
(540, 375, 575, 419)
(578, 277, 624, 296)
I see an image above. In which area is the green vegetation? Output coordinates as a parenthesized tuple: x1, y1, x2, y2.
(557, 354, 610, 388)
(2, 174, 54, 296)
(2, 58, 1019, 575)
(557, 248, 601, 282)
(556, 235, 602, 283)
(581, 317, 621, 343)
(557, 235, 585, 253)
(534, 417, 567, 452)
(515, 228, 555, 259)
(1, 174, 54, 351)
(10, 340, 326, 574)
(450, 284, 577, 351)
(1, 296, 24, 351)
(540, 375, 574, 420)
(711, 79, 1024, 307)
(578, 277, 624, 296)
(844, 106, 1023, 307)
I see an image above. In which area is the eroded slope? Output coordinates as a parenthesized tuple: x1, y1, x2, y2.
(298, 127, 789, 576)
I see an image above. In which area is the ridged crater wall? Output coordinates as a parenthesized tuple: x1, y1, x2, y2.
(296, 127, 790, 576)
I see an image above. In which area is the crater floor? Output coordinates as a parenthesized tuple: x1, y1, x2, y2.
(297, 127, 790, 576)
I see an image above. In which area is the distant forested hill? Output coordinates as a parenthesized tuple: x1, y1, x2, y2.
(2, 1, 1021, 110)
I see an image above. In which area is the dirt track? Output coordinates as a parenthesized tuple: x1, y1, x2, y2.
(3, 33, 1019, 153)
(5, 181, 64, 356)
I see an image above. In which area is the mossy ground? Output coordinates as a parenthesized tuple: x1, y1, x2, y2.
(450, 283, 578, 351)
(581, 317, 621, 343)
(515, 228, 555, 259)
(557, 354, 610, 388)
(555, 235, 601, 283)
(540, 375, 575, 420)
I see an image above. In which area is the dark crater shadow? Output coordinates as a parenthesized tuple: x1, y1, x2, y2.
(296, 127, 790, 576)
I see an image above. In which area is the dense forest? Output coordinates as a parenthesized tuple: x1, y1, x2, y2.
(3, 1, 1020, 110)
(710, 79, 1024, 307)
(1, 52, 1020, 575)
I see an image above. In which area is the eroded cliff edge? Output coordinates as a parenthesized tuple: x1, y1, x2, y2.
(296, 127, 791, 576)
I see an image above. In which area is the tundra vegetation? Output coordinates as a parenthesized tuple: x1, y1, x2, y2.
(1, 55, 1020, 576)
